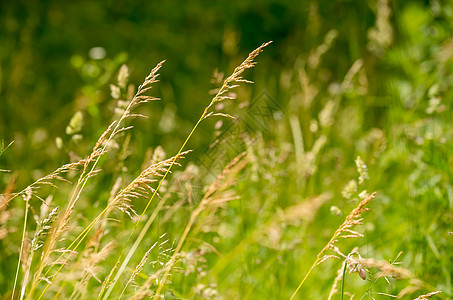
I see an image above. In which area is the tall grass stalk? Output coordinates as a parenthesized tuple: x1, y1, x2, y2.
(340, 261, 347, 300)
(290, 192, 376, 299)
(11, 187, 31, 300)
(100, 41, 272, 300)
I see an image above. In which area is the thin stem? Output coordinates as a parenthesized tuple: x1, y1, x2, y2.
(12, 194, 30, 300)
(290, 234, 337, 300)
(141, 43, 271, 299)
(118, 279, 129, 299)
(290, 192, 375, 299)
(340, 261, 347, 300)
(289, 260, 319, 300)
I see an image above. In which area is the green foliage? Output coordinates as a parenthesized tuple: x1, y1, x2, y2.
(1, 0, 453, 299)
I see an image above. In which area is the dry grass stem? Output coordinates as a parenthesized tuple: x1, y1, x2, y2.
(0, 173, 17, 212)
(129, 243, 157, 285)
(2, 156, 98, 213)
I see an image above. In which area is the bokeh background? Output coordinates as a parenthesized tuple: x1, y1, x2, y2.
(0, 0, 382, 184)
(1, 0, 453, 299)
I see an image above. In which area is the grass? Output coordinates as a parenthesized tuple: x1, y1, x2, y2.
(6, 42, 283, 299)
(290, 192, 376, 299)
(1, 2, 453, 298)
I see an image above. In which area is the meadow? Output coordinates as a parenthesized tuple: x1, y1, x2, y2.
(0, 0, 452, 299)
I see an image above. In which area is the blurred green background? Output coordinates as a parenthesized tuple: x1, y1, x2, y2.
(0, 0, 379, 185)
(1, 0, 453, 299)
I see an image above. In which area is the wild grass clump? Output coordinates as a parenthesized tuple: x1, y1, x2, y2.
(2, 4, 452, 297)
(3, 42, 275, 299)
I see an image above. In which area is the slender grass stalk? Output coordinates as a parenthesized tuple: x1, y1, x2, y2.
(153, 42, 271, 299)
(289, 263, 318, 300)
(12, 187, 32, 300)
(290, 192, 376, 299)
(20, 245, 34, 300)
(118, 242, 156, 299)
(340, 261, 347, 300)
(100, 41, 272, 300)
